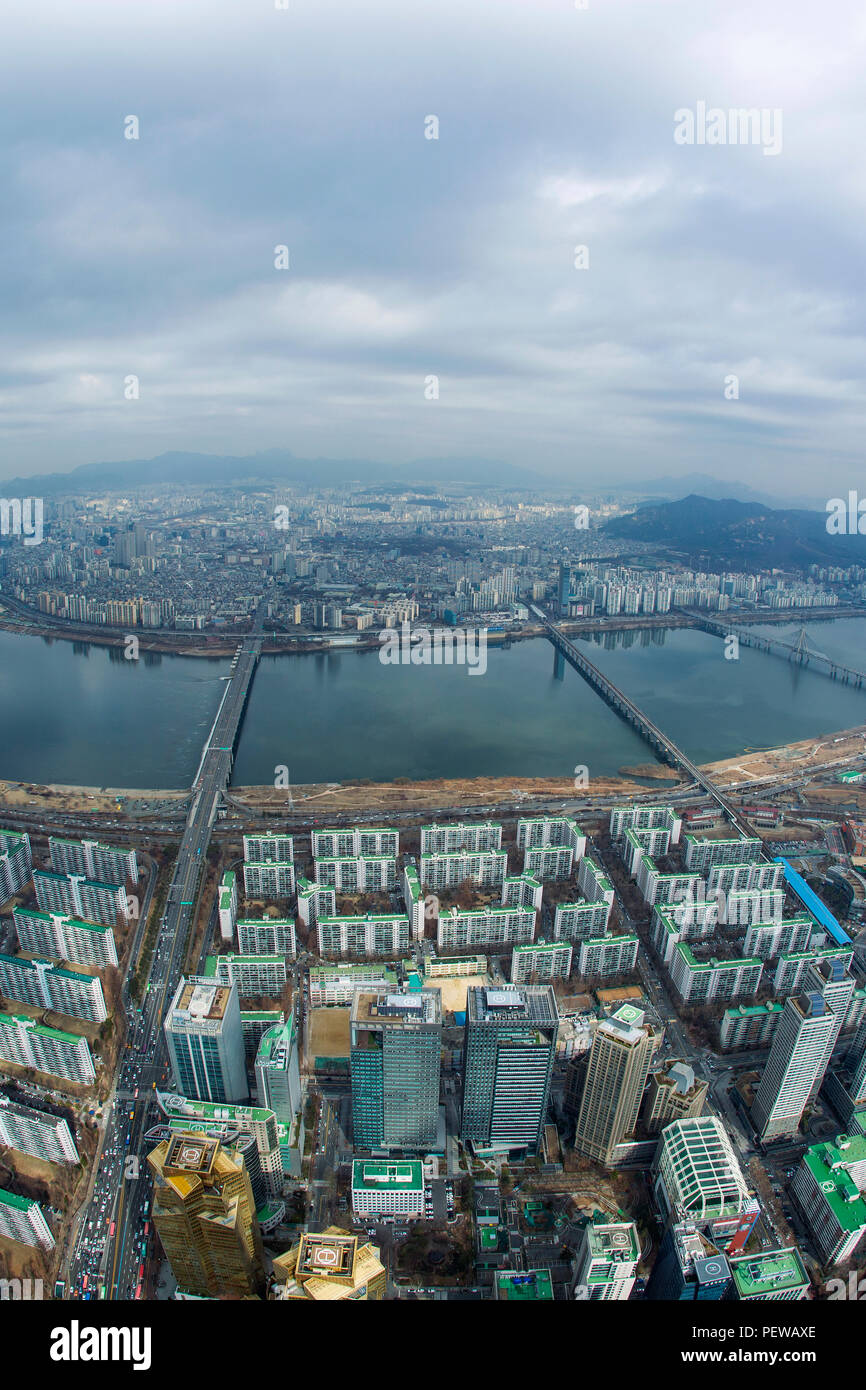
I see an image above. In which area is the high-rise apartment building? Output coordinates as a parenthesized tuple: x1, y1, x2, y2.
(351, 990, 442, 1151)
(461, 986, 558, 1155)
(33, 871, 130, 928)
(0, 829, 33, 902)
(573, 1004, 658, 1165)
(0, 1094, 79, 1164)
(752, 991, 839, 1142)
(49, 836, 137, 885)
(13, 907, 118, 968)
(0, 953, 107, 1023)
(0, 1188, 54, 1250)
(0, 1011, 96, 1085)
(164, 977, 247, 1104)
(148, 1133, 265, 1299)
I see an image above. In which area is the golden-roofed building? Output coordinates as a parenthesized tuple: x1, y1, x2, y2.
(271, 1227, 386, 1301)
(148, 1131, 265, 1300)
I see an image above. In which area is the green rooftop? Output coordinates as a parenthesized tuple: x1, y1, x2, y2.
(352, 1160, 423, 1190)
(496, 1270, 553, 1301)
(730, 1248, 809, 1299)
(0, 1186, 37, 1212)
(802, 1135, 866, 1233)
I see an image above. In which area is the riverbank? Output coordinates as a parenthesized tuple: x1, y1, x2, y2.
(2, 722, 865, 820)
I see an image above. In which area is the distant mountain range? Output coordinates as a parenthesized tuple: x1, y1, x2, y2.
(0, 449, 542, 495)
(603, 494, 866, 568)
(0, 450, 815, 509)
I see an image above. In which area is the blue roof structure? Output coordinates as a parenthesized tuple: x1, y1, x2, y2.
(775, 858, 851, 946)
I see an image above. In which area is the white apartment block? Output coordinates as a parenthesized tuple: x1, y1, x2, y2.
(403, 865, 425, 941)
(0, 829, 33, 902)
(243, 861, 296, 898)
(501, 874, 543, 912)
(524, 844, 574, 882)
(635, 856, 701, 910)
(0, 1189, 55, 1250)
(437, 905, 536, 950)
(420, 850, 508, 892)
(421, 822, 502, 854)
(577, 935, 640, 980)
(577, 855, 615, 909)
(683, 834, 762, 873)
(668, 944, 763, 1005)
(622, 826, 671, 874)
(312, 826, 400, 858)
(0, 1095, 79, 1164)
(236, 918, 297, 957)
(33, 871, 130, 928)
(609, 805, 682, 845)
(49, 836, 137, 885)
(218, 870, 238, 943)
(0, 1012, 96, 1085)
(296, 876, 336, 927)
(211, 954, 287, 998)
(722, 888, 785, 926)
(517, 816, 586, 858)
(771, 948, 853, 996)
(13, 907, 118, 968)
(0, 953, 107, 1023)
(553, 900, 610, 942)
(314, 855, 397, 892)
(309, 964, 398, 1008)
(243, 834, 295, 863)
(743, 916, 814, 960)
(317, 913, 410, 959)
(511, 941, 572, 984)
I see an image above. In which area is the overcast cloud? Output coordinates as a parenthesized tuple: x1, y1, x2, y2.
(1, 0, 865, 494)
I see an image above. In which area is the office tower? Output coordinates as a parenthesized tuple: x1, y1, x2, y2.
(558, 561, 570, 615)
(272, 1228, 386, 1301)
(643, 1061, 708, 1136)
(461, 986, 558, 1155)
(751, 992, 838, 1142)
(164, 977, 247, 1104)
(255, 1014, 301, 1125)
(0, 1188, 55, 1250)
(0, 1094, 79, 1164)
(156, 1090, 286, 1196)
(148, 1133, 265, 1299)
(351, 990, 441, 1151)
(573, 1005, 658, 1165)
(573, 1220, 640, 1300)
(791, 1134, 866, 1265)
(653, 1118, 752, 1227)
(646, 1223, 731, 1301)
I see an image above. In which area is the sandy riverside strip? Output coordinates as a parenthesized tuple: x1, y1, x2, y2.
(0, 723, 865, 819)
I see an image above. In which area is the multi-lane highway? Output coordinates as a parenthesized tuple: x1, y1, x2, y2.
(63, 606, 266, 1299)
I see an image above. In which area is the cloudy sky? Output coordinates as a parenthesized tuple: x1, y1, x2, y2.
(1, 0, 865, 495)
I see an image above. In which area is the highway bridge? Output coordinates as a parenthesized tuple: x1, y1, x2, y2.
(687, 611, 866, 688)
(530, 605, 758, 839)
(66, 603, 266, 1300)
